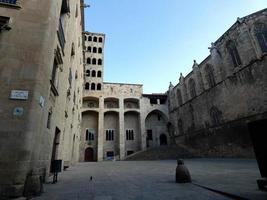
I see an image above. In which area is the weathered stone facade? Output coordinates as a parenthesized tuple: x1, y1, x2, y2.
(0, 0, 84, 198)
(168, 9, 267, 157)
(81, 32, 169, 162)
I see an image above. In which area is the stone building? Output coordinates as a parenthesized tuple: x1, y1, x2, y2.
(168, 9, 267, 158)
(80, 32, 170, 162)
(0, 0, 84, 198)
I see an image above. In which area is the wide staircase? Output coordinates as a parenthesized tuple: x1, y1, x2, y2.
(125, 144, 197, 161)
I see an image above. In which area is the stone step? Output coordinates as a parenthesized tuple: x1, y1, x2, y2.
(125, 145, 196, 161)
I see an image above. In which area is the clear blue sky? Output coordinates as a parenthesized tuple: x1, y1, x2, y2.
(84, 0, 267, 94)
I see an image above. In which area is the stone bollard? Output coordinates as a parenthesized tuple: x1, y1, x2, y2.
(175, 159, 191, 183)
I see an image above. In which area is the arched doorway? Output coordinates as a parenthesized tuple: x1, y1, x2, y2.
(160, 134, 167, 146)
(84, 147, 94, 162)
(145, 110, 169, 148)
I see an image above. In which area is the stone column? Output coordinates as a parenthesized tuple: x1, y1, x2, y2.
(119, 97, 125, 160)
(140, 102, 147, 151)
(97, 97, 104, 161)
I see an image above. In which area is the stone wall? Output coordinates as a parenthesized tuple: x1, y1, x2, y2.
(0, 0, 84, 198)
(168, 9, 267, 158)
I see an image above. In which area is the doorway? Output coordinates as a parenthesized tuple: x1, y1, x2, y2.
(50, 127, 61, 172)
(160, 134, 167, 146)
(84, 147, 94, 162)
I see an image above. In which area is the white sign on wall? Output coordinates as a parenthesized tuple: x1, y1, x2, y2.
(39, 96, 45, 108)
(10, 90, 29, 100)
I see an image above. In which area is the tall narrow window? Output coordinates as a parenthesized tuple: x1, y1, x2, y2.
(88, 36, 92, 41)
(97, 83, 101, 90)
(71, 43, 75, 56)
(99, 37, 103, 43)
(106, 130, 114, 141)
(226, 40, 242, 67)
(97, 71, 102, 77)
(92, 58, 96, 65)
(92, 70, 96, 77)
(75, 4, 78, 18)
(176, 89, 183, 106)
(93, 36, 97, 42)
(205, 64, 216, 88)
(87, 58, 91, 64)
(86, 70, 90, 77)
(147, 130, 153, 140)
(210, 106, 221, 126)
(93, 47, 97, 53)
(189, 78, 196, 98)
(85, 129, 94, 141)
(50, 48, 63, 96)
(98, 59, 102, 65)
(51, 60, 58, 85)
(91, 83, 95, 90)
(126, 129, 134, 140)
(254, 23, 267, 53)
(87, 46, 91, 52)
(178, 119, 183, 135)
(98, 48, 102, 53)
(47, 111, 52, 129)
(85, 82, 90, 90)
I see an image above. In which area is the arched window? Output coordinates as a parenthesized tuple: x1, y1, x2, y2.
(205, 64, 216, 88)
(176, 89, 183, 106)
(226, 40, 242, 67)
(97, 83, 101, 90)
(71, 43, 75, 56)
(86, 129, 94, 141)
(84, 35, 87, 41)
(88, 36, 92, 41)
(92, 58, 96, 65)
(87, 58, 91, 64)
(97, 71, 102, 77)
(178, 119, 184, 135)
(85, 82, 90, 90)
(87, 46, 91, 52)
(210, 106, 221, 126)
(92, 70, 96, 77)
(254, 23, 267, 53)
(93, 47, 97, 53)
(189, 78, 196, 98)
(99, 37, 103, 43)
(86, 70, 90, 77)
(93, 37, 97, 42)
(91, 83, 95, 90)
(98, 59, 102, 65)
(98, 47, 102, 54)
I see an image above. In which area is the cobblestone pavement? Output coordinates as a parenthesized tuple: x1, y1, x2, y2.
(33, 159, 267, 200)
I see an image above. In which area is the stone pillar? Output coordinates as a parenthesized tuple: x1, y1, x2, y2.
(119, 97, 125, 160)
(192, 60, 204, 94)
(179, 73, 188, 103)
(140, 108, 146, 151)
(209, 42, 224, 82)
(97, 97, 104, 161)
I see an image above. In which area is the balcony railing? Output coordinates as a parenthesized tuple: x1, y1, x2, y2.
(0, 0, 17, 4)
(57, 18, 65, 51)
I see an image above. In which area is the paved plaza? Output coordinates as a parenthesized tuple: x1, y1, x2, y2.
(33, 159, 267, 200)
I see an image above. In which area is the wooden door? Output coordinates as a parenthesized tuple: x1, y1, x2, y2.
(84, 148, 94, 162)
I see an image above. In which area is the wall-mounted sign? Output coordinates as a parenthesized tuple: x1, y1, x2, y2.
(13, 107, 24, 116)
(39, 96, 45, 108)
(10, 90, 29, 100)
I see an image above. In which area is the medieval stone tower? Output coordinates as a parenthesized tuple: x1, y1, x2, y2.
(80, 32, 169, 162)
